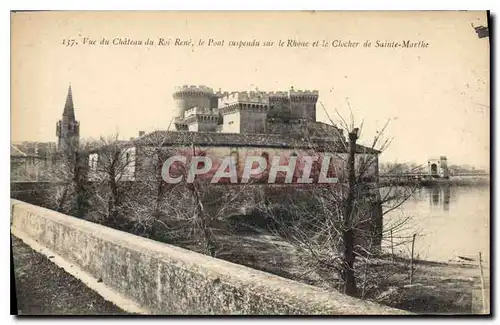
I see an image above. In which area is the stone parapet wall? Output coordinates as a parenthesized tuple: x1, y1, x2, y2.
(10, 199, 407, 315)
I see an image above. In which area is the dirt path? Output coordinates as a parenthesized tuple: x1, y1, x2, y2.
(11, 236, 130, 315)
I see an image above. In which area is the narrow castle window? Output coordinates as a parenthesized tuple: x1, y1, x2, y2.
(230, 151, 239, 170)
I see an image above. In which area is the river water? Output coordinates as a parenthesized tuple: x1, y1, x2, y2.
(383, 185, 490, 263)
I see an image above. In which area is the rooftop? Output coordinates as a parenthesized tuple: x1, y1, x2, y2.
(11, 144, 41, 158)
(134, 130, 379, 154)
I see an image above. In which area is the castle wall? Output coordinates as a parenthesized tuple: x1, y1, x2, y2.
(289, 100, 303, 119)
(188, 121, 218, 132)
(221, 112, 241, 133)
(288, 98, 317, 120)
(266, 119, 303, 136)
(239, 110, 267, 134)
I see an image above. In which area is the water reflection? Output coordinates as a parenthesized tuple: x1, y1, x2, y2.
(384, 185, 489, 262)
(429, 186, 452, 211)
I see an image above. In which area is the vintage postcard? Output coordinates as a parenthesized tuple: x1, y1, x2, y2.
(10, 11, 490, 315)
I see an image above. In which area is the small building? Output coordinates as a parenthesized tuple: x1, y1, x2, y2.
(427, 156, 450, 178)
(10, 144, 44, 181)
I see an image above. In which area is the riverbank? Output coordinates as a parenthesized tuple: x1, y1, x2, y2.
(366, 255, 488, 314)
(421, 176, 490, 187)
(380, 176, 490, 187)
(155, 217, 487, 314)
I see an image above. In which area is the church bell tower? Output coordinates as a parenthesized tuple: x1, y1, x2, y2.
(56, 84, 80, 155)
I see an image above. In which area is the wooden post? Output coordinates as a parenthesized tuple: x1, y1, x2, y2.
(342, 128, 359, 297)
(410, 233, 416, 284)
(390, 229, 394, 263)
(478, 251, 487, 314)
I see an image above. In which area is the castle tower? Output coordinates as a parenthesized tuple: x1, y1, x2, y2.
(172, 85, 214, 119)
(172, 85, 217, 131)
(288, 87, 319, 120)
(267, 87, 319, 120)
(56, 84, 80, 155)
(217, 91, 270, 133)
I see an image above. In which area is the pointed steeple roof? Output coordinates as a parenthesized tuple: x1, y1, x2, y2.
(63, 84, 75, 121)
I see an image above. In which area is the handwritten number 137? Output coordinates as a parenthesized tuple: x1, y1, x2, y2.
(62, 39, 77, 47)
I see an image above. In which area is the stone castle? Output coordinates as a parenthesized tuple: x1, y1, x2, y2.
(171, 85, 343, 140)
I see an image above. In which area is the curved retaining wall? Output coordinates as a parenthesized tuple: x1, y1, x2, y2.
(10, 199, 409, 315)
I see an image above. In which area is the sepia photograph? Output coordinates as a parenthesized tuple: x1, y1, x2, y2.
(10, 10, 490, 316)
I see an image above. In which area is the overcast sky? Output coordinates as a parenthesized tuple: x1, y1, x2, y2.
(11, 11, 489, 168)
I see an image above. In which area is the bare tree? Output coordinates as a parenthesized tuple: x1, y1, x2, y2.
(115, 130, 255, 258)
(120, 131, 174, 239)
(170, 133, 257, 257)
(85, 134, 136, 226)
(34, 142, 91, 217)
(256, 102, 418, 298)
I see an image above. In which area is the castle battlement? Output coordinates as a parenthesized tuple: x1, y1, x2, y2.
(289, 89, 319, 96)
(218, 91, 270, 107)
(267, 91, 289, 97)
(173, 85, 215, 97)
(216, 88, 320, 107)
(215, 90, 230, 97)
(184, 106, 218, 118)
